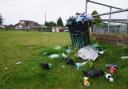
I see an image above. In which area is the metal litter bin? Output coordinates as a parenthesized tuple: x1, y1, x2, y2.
(67, 21, 90, 48)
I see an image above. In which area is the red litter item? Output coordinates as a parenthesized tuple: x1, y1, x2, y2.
(109, 66, 117, 74)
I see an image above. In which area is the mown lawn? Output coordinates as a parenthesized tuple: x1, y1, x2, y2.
(0, 31, 128, 89)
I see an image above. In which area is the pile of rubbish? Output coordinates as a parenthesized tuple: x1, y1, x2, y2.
(40, 44, 105, 70)
(83, 64, 118, 86)
(41, 46, 72, 59)
(4, 60, 22, 70)
(78, 44, 105, 61)
(66, 12, 93, 48)
(66, 12, 93, 27)
(40, 44, 119, 87)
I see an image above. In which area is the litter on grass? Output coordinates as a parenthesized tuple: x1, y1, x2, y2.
(109, 66, 117, 74)
(75, 61, 87, 70)
(54, 46, 61, 50)
(92, 44, 105, 54)
(105, 64, 118, 74)
(105, 64, 118, 68)
(61, 65, 65, 68)
(48, 53, 68, 59)
(40, 63, 52, 69)
(84, 70, 104, 78)
(121, 56, 128, 59)
(65, 57, 75, 66)
(42, 46, 72, 59)
(42, 52, 48, 55)
(16, 61, 22, 65)
(98, 51, 104, 55)
(65, 48, 72, 54)
(48, 54, 61, 59)
(84, 77, 90, 87)
(78, 44, 105, 61)
(78, 46, 99, 61)
(4, 67, 8, 70)
(105, 72, 114, 82)
(62, 53, 67, 59)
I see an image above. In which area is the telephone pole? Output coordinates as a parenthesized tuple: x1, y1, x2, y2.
(45, 12, 46, 24)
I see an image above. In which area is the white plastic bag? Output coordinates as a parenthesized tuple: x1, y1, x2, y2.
(78, 46, 99, 61)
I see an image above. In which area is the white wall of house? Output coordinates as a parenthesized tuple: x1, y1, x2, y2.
(52, 27, 61, 32)
(0, 25, 5, 29)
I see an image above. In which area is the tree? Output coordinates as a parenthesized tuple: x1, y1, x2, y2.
(91, 10, 102, 26)
(57, 17, 63, 27)
(0, 14, 3, 25)
(45, 21, 56, 27)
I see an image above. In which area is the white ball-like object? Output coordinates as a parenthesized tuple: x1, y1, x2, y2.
(109, 78, 114, 82)
(105, 74, 111, 79)
(105, 73, 114, 82)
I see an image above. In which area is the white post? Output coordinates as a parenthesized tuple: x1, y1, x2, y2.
(85, 0, 88, 14)
(45, 12, 46, 23)
(108, 7, 112, 33)
(126, 11, 128, 33)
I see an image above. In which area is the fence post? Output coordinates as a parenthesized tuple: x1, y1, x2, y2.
(108, 7, 112, 33)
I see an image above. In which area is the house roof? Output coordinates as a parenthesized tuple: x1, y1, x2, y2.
(20, 20, 37, 23)
(18, 20, 40, 26)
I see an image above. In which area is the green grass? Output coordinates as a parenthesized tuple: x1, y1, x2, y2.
(0, 31, 128, 89)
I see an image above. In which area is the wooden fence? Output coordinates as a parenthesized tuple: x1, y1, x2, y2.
(92, 33, 128, 43)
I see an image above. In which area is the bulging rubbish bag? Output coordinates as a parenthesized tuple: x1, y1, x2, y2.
(78, 46, 99, 61)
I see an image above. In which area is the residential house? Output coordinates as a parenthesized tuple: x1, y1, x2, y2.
(52, 27, 68, 32)
(0, 24, 5, 29)
(4, 24, 15, 29)
(15, 20, 41, 30)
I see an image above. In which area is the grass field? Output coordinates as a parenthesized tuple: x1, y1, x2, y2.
(0, 31, 128, 89)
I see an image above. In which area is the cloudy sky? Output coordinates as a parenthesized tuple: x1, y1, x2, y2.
(0, 0, 128, 25)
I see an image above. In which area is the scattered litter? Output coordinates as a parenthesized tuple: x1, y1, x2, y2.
(66, 13, 93, 26)
(54, 46, 61, 50)
(105, 64, 117, 74)
(42, 46, 72, 59)
(92, 44, 105, 55)
(97, 50, 104, 54)
(105, 72, 114, 82)
(48, 54, 61, 59)
(75, 61, 87, 70)
(40, 63, 52, 69)
(42, 52, 48, 55)
(78, 46, 99, 61)
(109, 66, 117, 74)
(84, 77, 90, 87)
(65, 48, 72, 54)
(84, 70, 104, 78)
(65, 57, 75, 66)
(61, 65, 65, 68)
(121, 56, 128, 59)
(4, 67, 8, 70)
(92, 44, 99, 48)
(16, 61, 22, 65)
(61, 53, 67, 59)
(48, 53, 67, 59)
(105, 64, 118, 68)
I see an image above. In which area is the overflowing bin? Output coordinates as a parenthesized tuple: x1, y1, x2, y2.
(66, 13, 93, 48)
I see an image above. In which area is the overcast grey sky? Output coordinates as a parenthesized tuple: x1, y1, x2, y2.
(0, 0, 128, 25)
